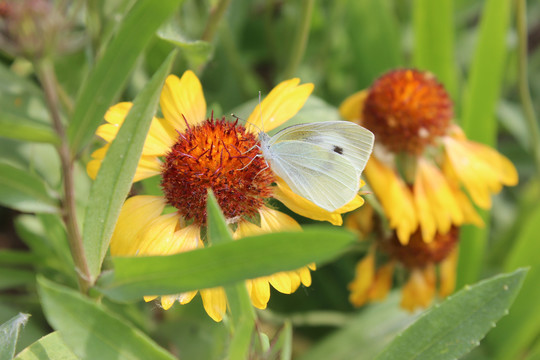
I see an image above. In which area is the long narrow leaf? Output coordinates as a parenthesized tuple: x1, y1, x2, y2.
(457, 0, 512, 289)
(0, 162, 57, 213)
(82, 51, 177, 281)
(486, 204, 540, 359)
(97, 226, 356, 302)
(37, 277, 176, 360)
(15, 332, 78, 360)
(375, 269, 527, 360)
(0, 313, 30, 360)
(413, 0, 457, 98)
(67, 0, 184, 154)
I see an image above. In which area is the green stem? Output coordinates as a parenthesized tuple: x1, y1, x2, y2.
(516, 0, 540, 177)
(35, 59, 92, 293)
(281, 0, 314, 79)
(200, 0, 232, 42)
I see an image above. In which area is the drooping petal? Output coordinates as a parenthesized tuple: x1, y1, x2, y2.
(160, 71, 207, 132)
(246, 78, 314, 133)
(246, 278, 271, 309)
(443, 136, 518, 209)
(414, 159, 463, 242)
(439, 247, 458, 297)
(110, 196, 167, 256)
(200, 287, 228, 322)
(368, 261, 394, 301)
(364, 157, 417, 244)
(400, 266, 436, 311)
(339, 90, 368, 122)
(348, 249, 376, 307)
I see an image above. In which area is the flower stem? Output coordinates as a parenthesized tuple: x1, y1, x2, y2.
(281, 0, 314, 79)
(201, 0, 232, 42)
(516, 0, 540, 177)
(35, 58, 92, 293)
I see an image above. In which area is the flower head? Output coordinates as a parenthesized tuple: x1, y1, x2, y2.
(340, 68, 518, 245)
(88, 71, 366, 321)
(341, 68, 518, 311)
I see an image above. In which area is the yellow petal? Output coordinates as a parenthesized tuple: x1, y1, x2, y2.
(133, 155, 163, 182)
(297, 266, 313, 287)
(246, 79, 314, 133)
(269, 272, 294, 294)
(247, 278, 271, 309)
(439, 247, 458, 297)
(160, 71, 207, 132)
(161, 295, 177, 310)
(143, 117, 176, 156)
(339, 90, 368, 122)
(96, 123, 120, 143)
(259, 205, 302, 232)
(364, 157, 417, 244)
(444, 136, 518, 209)
(345, 202, 374, 238)
(368, 261, 394, 301)
(200, 287, 228, 322)
(400, 266, 436, 312)
(415, 159, 463, 241)
(144, 295, 158, 302)
(348, 250, 375, 307)
(110, 196, 167, 256)
(132, 212, 182, 255)
(104, 102, 133, 125)
(273, 178, 363, 226)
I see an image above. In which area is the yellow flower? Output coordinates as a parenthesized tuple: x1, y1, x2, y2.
(347, 214, 459, 311)
(340, 69, 518, 245)
(88, 71, 365, 321)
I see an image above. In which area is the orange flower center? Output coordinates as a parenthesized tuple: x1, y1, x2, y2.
(161, 116, 274, 225)
(363, 69, 453, 155)
(380, 227, 459, 268)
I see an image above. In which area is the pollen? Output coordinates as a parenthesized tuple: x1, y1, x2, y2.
(363, 69, 453, 155)
(161, 115, 274, 225)
(380, 226, 459, 268)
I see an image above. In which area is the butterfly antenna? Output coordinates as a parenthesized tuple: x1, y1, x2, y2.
(258, 91, 265, 133)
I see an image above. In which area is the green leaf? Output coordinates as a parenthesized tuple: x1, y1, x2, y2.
(82, 51, 177, 281)
(460, 0, 511, 144)
(0, 268, 35, 290)
(37, 276, 176, 360)
(0, 114, 58, 144)
(0, 313, 30, 360)
(206, 190, 233, 245)
(375, 269, 528, 360)
(345, 0, 402, 87)
(206, 192, 255, 358)
(0, 162, 57, 213)
(67, 0, 184, 154)
(97, 226, 356, 302)
(412, 0, 457, 98)
(297, 293, 417, 360)
(486, 204, 540, 360)
(14, 332, 78, 360)
(157, 22, 213, 69)
(457, 0, 512, 290)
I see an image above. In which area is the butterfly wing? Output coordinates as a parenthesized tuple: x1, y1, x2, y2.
(267, 140, 360, 212)
(269, 121, 374, 176)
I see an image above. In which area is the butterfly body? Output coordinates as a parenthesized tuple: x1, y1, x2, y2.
(258, 121, 374, 212)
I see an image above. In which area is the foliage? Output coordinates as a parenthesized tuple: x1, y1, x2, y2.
(1, 0, 539, 359)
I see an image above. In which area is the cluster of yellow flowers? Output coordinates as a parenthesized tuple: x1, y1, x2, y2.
(89, 69, 517, 320)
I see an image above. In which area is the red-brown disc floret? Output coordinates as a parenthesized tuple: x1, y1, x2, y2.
(161, 115, 275, 225)
(363, 69, 453, 155)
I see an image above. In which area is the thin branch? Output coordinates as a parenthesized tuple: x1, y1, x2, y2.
(35, 58, 92, 293)
(516, 0, 540, 176)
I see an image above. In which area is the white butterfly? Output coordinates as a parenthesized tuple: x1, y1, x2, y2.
(258, 121, 374, 212)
